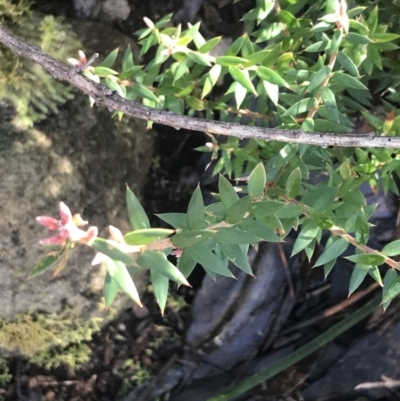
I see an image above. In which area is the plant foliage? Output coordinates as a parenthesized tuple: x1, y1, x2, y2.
(32, 0, 400, 314)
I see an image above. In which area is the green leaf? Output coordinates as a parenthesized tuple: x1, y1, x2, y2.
(219, 175, 239, 208)
(282, 98, 317, 117)
(172, 229, 217, 248)
(239, 218, 282, 242)
(292, 219, 320, 256)
(216, 55, 248, 67)
(199, 36, 222, 53)
(286, 167, 302, 199)
(345, 253, 385, 266)
(348, 264, 370, 296)
(187, 243, 234, 277)
(256, 66, 288, 87)
(383, 269, 398, 311)
(29, 249, 66, 278)
(138, 250, 190, 286)
(329, 29, 343, 53)
(93, 66, 119, 76)
(368, 266, 383, 286)
(275, 204, 302, 219)
(151, 270, 169, 314)
(132, 84, 159, 102)
(178, 249, 197, 277)
(234, 82, 247, 109)
(307, 66, 331, 93)
(321, 87, 339, 123)
(225, 196, 252, 224)
(345, 33, 373, 44)
(202, 64, 222, 98)
(187, 186, 206, 230)
(105, 258, 141, 306)
(122, 45, 134, 71)
(216, 227, 260, 245)
(252, 201, 285, 218)
(331, 72, 368, 90)
(101, 47, 119, 68)
(126, 186, 150, 230)
(382, 240, 400, 257)
(302, 186, 338, 211)
(314, 237, 349, 267)
(124, 228, 174, 245)
(92, 238, 134, 265)
(336, 52, 359, 76)
(304, 40, 331, 52)
(187, 51, 213, 66)
(104, 271, 120, 307)
(339, 161, 351, 180)
(229, 66, 256, 94)
(355, 213, 369, 245)
(323, 259, 336, 278)
(248, 163, 266, 198)
(220, 243, 253, 275)
(157, 213, 188, 230)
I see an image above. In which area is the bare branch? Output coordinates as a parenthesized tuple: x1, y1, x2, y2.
(1, 24, 399, 148)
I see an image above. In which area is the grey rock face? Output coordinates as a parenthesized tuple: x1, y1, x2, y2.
(0, 21, 152, 349)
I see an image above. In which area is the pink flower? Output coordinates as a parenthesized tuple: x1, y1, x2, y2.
(36, 202, 98, 246)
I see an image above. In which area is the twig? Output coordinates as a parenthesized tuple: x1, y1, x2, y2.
(1, 25, 400, 148)
(281, 282, 379, 334)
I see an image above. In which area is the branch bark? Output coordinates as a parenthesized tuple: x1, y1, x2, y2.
(1, 24, 399, 149)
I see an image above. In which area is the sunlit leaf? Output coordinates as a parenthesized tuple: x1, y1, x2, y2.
(126, 186, 150, 230)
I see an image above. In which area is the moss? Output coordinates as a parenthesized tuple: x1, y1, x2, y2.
(0, 0, 81, 126)
(0, 310, 102, 370)
(0, 355, 11, 387)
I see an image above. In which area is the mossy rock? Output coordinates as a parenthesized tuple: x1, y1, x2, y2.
(0, 21, 153, 357)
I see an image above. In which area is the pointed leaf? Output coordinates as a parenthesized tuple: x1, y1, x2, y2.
(29, 249, 66, 278)
(331, 72, 368, 90)
(151, 270, 169, 314)
(186, 244, 234, 277)
(383, 269, 398, 311)
(157, 213, 188, 230)
(345, 253, 385, 266)
(239, 218, 282, 242)
(171, 229, 217, 248)
(248, 163, 266, 198)
(178, 249, 197, 277)
(368, 266, 383, 287)
(138, 250, 190, 286)
(282, 98, 317, 117)
(252, 201, 285, 218)
(382, 240, 400, 257)
(292, 219, 320, 256)
(229, 66, 256, 94)
(314, 237, 349, 267)
(187, 186, 206, 230)
(92, 238, 134, 265)
(216, 227, 260, 245)
(219, 175, 239, 208)
(307, 66, 331, 93)
(101, 47, 119, 68)
(286, 167, 302, 199)
(109, 259, 142, 306)
(256, 66, 288, 87)
(124, 228, 174, 245)
(336, 52, 359, 76)
(126, 186, 150, 230)
(104, 271, 120, 307)
(321, 87, 339, 123)
(348, 264, 370, 296)
(225, 195, 252, 224)
(220, 243, 253, 275)
(323, 258, 336, 278)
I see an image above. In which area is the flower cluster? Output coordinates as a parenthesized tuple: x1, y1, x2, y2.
(36, 202, 98, 246)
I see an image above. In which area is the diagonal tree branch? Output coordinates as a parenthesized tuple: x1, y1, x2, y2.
(1, 24, 399, 149)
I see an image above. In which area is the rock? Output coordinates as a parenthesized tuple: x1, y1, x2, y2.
(303, 321, 400, 400)
(72, 0, 131, 21)
(0, 21, 153, 355)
